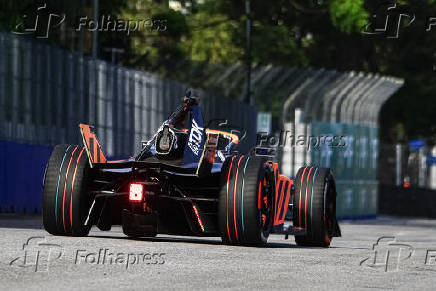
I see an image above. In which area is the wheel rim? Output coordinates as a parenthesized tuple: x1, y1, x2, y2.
(259, 166, 274, 238)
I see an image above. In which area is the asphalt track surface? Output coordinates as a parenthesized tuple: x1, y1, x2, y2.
(1, 216, 436, 290)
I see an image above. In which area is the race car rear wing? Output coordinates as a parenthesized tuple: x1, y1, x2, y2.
(79, 124, 107, 168)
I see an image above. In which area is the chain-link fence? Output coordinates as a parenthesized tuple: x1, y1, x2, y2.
(0, 32, 257, 157)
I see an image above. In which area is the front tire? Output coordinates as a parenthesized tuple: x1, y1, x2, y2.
(42, 144, 92, 236)
(218, 156, 275, 246)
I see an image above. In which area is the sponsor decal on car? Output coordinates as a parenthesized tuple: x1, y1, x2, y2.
(188, 119, 203, 156)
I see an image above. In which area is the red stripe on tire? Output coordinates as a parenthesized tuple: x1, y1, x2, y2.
(233, 156, 243, 242)
(257, 182, 262, 209)
(304, 167, 313, 228)
(298, 167, 308, 227)
(69, 147, 85, 233)
(226, 156, 236, 243)
(62, 146, 78, 233)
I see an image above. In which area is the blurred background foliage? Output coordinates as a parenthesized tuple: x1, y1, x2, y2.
(0, 0, 436, 144)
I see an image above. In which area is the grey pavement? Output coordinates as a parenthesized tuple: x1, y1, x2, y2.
(1, 216, 436, 290)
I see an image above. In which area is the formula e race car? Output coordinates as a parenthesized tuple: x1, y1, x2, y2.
(42, 93, 341, 247)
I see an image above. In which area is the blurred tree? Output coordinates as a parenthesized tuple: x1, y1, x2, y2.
(0, 0, 127, 53)
(115, 0, 189, 74)
(173, 0, 436, 144)
(1, 0, 435, 143)
(185, 12, 243, 64)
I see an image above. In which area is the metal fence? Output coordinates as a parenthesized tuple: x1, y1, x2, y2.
(0, 32, 257, 157)
(278, 71, 404, 218)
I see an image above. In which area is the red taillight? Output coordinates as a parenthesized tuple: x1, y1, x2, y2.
(129, 183, 144, 202)
(192, 204, 205, 232)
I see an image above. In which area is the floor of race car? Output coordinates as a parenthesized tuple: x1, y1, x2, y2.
(1, 216, 436, 290)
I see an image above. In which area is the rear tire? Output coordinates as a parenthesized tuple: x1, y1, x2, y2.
(42, 144, 92, 236)
(218, 156, 275, 246)
(293, 167, 337, 247)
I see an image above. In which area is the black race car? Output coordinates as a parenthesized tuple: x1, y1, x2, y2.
(42, 93, 341, 247)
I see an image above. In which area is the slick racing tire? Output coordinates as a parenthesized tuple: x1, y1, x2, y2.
(293, 166, 338, 247)
(218, 155, 275, 247)
(43, 144, 92, 236)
